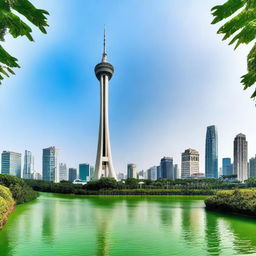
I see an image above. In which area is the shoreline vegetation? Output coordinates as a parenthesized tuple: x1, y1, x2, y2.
(205, 189, 256, 217)
(0, 174, 38, 229)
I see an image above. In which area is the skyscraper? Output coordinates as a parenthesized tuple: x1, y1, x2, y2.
(222, 158, 233, 176)
(147, 166, 157, 181)
(157, 165, 162, 179)
(160, 157, 174, 179)
(1, 151, 22, 178)
(23, 150, 34, 179)
(174, 164, 179, 179)
(181, 149, 199, 178)
(79, 163, 90, 181)
(205, 125, 218, 178)
(68, 168, 77, 182)
(127, 164, 137, 179)
(249, 156, 256, 178)
(94, 31, 116, 180)
(42, 146, 58, 182)
(234, 133, 248, 182)
(59, 163, 68, 181)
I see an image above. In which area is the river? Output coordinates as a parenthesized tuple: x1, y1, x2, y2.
(0, 193, 256, 256)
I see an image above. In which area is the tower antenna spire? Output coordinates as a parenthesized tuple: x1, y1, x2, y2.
(102, 26, 107, 62)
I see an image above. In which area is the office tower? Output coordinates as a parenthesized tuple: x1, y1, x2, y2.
(42, 146, 58, 182)
(137, 170, 146, 179)
(1, 151, 22, 178)
(59, 163, 68, 181)
(68, 168, 77, 182)
(249, 156, 256, 178)
(23, 150, 34, 179)
(147, 166, 157, 181)
(90, 166, 95, 179)
(234, 133, 248, 182)
(222, 158, 233, 176)
(174, 164, 179, 179)
(181, 149, 199, 178)
(160, 157, 174, 179)
(127, 163, 137, 179)
(94, 31, 116, 180)
(205, 125, 218, 178)
(79, 163, 90, 181)
(157, 165, 162, 179)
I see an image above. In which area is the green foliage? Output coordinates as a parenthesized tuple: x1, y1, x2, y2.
(86, 177, 118, 190)
(205, 189, 256, 216)
(211, 0, 256, 98)
(0, 185, 15, 228)
(0, 0, 49, 82)
(0, 174, 38, 204)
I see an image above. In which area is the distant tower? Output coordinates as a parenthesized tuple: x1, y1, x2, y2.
(205, 125, 218, 178)
(234, 133, 248, 182)
(94, 30, 117, 180)
(127, 164, 137, 179)
(181, 149, 199, 178)
(23, 150, 33, 179)
(42, 146, 58, 182)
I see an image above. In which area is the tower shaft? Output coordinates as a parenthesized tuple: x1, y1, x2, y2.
(95, 75, 116, 179)
(94, 31, 116, 180)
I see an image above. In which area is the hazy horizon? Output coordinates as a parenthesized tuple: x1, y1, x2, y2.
(0, 0, 255, 175)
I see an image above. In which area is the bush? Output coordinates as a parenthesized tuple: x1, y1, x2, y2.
(0, 185, 15, 228)
(0, 174, 38, 204)
(205, 189, 256, 216)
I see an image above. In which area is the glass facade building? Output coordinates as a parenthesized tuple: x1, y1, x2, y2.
(1, 151, 22, 178)
(160, 157, 174, 179)
(59, 163, 68, 181)
(23, 150, 33, 179)
(205, 125, 218, 178)
(127, 164, 137, 179)
(79, 163, 90, 181)
(222, 158, 233, 176)
(249, 156, 256, 178)
(42, 147, 58, 182)
(68, 168, 77, 182)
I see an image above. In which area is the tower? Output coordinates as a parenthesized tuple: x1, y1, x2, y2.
(234, 133, 248, 182)
(94, 30, 117, 180)
(205, 125, 218, 178)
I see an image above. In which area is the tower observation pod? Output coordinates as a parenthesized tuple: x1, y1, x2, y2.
(94, 30, 117, 180)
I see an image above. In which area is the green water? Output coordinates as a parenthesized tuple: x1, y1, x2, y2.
(0, 193, 256, 256)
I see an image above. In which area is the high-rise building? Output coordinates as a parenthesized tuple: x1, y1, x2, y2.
(160, 157, 174, 179)
(205, 125, 218, 178)
(181, 149, 199, 178)
(234, 134, 248, 181)
(68, 168, 77, 182)
(42, 147, 58, 182)
(234, 134, 248, 182)
(127, 163, 137, 179)
(90, 166, 95, 179)
(59, 163, 68, 181)
(222, 158, 233, 176)
(23, 150, 34, 179)
(1, 151, 22, 178)
(174, 164, 179, 179)
(147, 166, 157, 181)
(94, 31, 116, 180)
(157, 165, 162, 179)
(249, 156, 256, 178)
(137, 170, 146, 179)
(79, 163, 90, 181)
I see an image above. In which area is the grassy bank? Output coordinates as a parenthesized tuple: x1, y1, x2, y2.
(0, 185, 15, 229)
(205, 189, 256, 217)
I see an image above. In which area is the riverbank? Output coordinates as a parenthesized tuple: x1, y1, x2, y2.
(205, 189, 256, 217)
(0, 185, 15, 229)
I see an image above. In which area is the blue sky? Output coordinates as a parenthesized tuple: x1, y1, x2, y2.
(0, 0, 255, 174)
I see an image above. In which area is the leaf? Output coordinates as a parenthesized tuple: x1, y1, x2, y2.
(0, 45, 20, 68)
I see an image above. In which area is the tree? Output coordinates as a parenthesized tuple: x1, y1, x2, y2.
(211, 0, 256, 98)
(0, 0, 49, 82)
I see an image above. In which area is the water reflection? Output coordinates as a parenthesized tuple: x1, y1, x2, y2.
(0, 194, 256, 256)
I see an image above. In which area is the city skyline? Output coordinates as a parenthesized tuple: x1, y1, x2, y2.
(0, 0, 255, 174)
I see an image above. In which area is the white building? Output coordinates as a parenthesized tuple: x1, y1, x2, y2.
(181, 149, 199, 178)
(59, 163, 68, 181)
